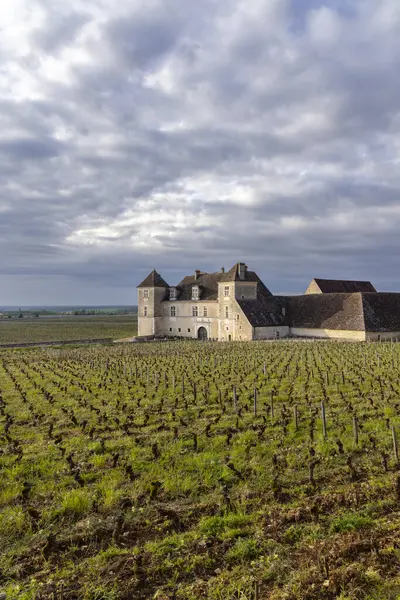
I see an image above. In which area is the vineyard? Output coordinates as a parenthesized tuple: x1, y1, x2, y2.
(1, 340, 400, 599)
(0, 316, 136, 346)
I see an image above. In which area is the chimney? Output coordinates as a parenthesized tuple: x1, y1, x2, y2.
(195, 269, 201, 280)
(238, 262, 247, 280)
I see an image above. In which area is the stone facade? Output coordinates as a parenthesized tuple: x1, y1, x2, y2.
(291, 328, 366, 341)
(137, 286, 166, 337)
(161, 300, 219, 339)
(366, 331, 400, 341)
(137, 265, 400, 342)
(305, 279, 322, 295)
(137, 263, 280, 341)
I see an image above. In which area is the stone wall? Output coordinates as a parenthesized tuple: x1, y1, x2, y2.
(304, 280, 321, 295)
(161, 300, 219, 339)
(366, 331, 400, 341)
(291, 327, 366, 341)
(137, 287, 167, 337)
(217, 282, 238, 340)
(254, 326, 290, 340)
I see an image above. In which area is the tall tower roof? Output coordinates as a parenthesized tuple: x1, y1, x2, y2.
(137, 269, 169, 288)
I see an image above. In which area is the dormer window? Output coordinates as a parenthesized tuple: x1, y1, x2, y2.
(192, 285, 199, 300)
(169, 287, 177, 301)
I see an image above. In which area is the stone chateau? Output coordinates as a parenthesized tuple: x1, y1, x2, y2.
(137, 262, 400, 341)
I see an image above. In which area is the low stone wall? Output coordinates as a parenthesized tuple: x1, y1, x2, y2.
(254, 326, 290, 340)
(290, 328, 366, 341)
(366, 331, 400, 341)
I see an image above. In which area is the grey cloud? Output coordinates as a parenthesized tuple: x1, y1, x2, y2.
(0, 137, 64, 160)
(34, 11, 90, 54)
(1, 0, 400, 304)
(106, 15, 180, 70)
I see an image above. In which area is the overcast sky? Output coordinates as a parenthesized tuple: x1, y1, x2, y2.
(1, 0, 400, 305)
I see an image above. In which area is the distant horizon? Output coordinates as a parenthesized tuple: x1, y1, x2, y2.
(0, 305, 138, 310)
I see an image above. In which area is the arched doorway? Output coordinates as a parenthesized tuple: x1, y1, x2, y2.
(197, 327, 208, 340)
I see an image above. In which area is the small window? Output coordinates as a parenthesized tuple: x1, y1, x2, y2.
(241, 295, 245, 300)
(188, 328, 191, 332)
(144, 306, 148, 316)
(226, 326, 229, 331)
(192, 306, 198, 317)
(170, 306, 176, 317)
(282, 307, 286, 316)
(203, 306, 208, 317)
(169, 327, 172, 332)
(236, 314, 239, 320)
(225, 306, 229, 318)
(224, 286, 230, 297)
(178, 328, 181, 332)
(143, 289, 149, 298)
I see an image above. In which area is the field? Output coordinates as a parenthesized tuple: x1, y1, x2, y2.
(0, 316, 137, 346)
(2, 340, 400, 599)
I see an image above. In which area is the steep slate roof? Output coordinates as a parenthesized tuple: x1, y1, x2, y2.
(238, 294, 287, 327)
(220, 263, 272, 290)
(362, 293, 400, 331)
(288, 293, 365, 331)
(172, 263, 272, 301)
(137, 270, 169, 288)
(175, 272, 224, 301)
(313, 278, 376, 293)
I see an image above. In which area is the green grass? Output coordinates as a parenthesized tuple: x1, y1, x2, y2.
(1, 340, 400, 599)
(0, 315, 137, 344)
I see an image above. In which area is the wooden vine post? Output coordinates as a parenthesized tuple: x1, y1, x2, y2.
(253, 387, 257, 417)
(233, 385, 238, 414)
(392, 426, 399, 464)
(321, 401, 327, 439)
(353, 416, 359, 446)
(293, 405, 298, 431)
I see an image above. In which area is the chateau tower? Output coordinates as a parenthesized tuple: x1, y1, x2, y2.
(137, 270, 169, 337)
